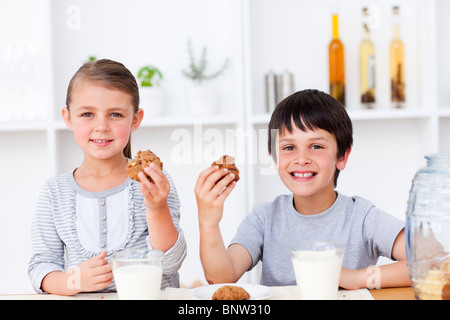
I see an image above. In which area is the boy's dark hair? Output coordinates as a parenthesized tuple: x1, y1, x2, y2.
(268, 89, 353, 187)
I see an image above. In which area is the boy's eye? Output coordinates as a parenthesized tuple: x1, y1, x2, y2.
(81, 112, 93, 117)
(110, 112, 123, 117)
(282, 145, 295, 151)
(311, 144, 323, 150)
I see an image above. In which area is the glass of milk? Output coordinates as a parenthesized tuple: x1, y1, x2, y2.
(290, 241, 344, 300)
(112, 249, 164, 300)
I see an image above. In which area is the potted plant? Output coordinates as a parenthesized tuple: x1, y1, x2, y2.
(84, 56, 96, 63)
(137, 65, 164, 116)
(182, 38, 229, 115)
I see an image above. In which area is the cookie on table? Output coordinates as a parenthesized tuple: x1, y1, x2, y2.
(212, 285, 250, 300)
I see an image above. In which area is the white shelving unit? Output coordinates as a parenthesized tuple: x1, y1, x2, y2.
(244, 0, 449, 219)
(1, 0, 449, 293)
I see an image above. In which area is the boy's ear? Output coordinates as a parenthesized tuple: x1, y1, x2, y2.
(336, 147, 351, 171)
(62, 107, 73, 131)
(131, 108, 144, 132)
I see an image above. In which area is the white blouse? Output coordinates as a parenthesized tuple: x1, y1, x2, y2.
(76, 187, 129, 252)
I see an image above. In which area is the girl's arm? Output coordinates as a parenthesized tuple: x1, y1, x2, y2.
(139, 164, 179, 252)
(41, 251, 112, 295)
(139, 167, 187, 276)
(29, 182, 66, 293)
(41, 271, 77, 296)
(145, 204, 178, 252)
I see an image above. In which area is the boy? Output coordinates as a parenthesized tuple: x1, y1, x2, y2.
(195, 89, 410, 289)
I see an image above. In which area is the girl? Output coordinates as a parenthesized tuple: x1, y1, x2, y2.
(29, 59, 186, 295)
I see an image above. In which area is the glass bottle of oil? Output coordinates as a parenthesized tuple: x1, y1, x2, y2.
(390, 6, 405, 108)
(360, 7, 376, 109)
(329, 14, 345, 107)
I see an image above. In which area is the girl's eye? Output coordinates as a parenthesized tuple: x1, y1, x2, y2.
(81, 112, 93, 117)
(282, 145, 295, 151)
(110, 113, 123, 117)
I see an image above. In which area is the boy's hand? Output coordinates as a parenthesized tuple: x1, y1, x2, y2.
(195, 165, 237, 228)
(339, 267, 366, 290)
(138, 164, 170, 211)
(72, 251, 112, 293)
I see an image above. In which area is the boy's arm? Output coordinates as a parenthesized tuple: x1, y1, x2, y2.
(199, 224, 252, 284)
(378, 229, 411, 287)
(196, 165, 250, 283)
(340, 229, 411, 289)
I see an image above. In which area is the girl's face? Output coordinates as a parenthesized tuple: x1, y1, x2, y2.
(275, 125, 350, 208)
(63, 81, 142, 162)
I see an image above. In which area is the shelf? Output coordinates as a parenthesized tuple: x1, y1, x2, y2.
(438, 108, 450, 117)
(347, 108, 431, 121)
(0, 121, 49, 132)
(0, 107, 438, 133)
(50, 114, 240, 131)
(139, 114, 239, 127)
(250, 108, 433, 125)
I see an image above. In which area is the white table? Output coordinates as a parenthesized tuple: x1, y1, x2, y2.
(0, 286, 373, 300)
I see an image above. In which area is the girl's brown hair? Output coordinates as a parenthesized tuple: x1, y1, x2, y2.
(65, 59, 140, 158)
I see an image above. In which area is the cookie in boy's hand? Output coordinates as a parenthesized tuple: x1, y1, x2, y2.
(126, 150, 163, 182)
(211, 155, 240, 182)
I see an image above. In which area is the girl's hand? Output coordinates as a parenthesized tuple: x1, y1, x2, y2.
(138, 163, 170, 211)
(195, 165, 237, 229)
(73, 251, 112, 293)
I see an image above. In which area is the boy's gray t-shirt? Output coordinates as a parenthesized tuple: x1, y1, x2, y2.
(230, 192, 404, 286)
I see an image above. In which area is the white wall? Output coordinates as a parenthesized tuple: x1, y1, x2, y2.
(0, 0, 53, 294)
(437, 0, 450, 107)
(50, 0, 239, 119)
(0, 132, 50, 294)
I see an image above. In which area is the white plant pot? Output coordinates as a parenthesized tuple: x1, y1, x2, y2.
(139, 87, 165, 116)
(186, 84, 219, 116)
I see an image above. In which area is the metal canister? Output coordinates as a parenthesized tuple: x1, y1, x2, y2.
(276, 70, 294, 103)
(265, 71, 277, 113)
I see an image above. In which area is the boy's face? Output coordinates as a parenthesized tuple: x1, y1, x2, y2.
(275, 125, 349, 206)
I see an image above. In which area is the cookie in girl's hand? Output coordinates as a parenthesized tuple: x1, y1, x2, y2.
(126, 150, 163, 182)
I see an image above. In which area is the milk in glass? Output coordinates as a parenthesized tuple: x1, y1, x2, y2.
(291, 242, 344, 300)
(111, 249, 164, 300)
(114, 264, 162, 300)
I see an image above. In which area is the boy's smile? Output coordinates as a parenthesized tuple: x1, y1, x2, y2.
(290, 170, 316, 180)
(275, 125, 350, 214)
